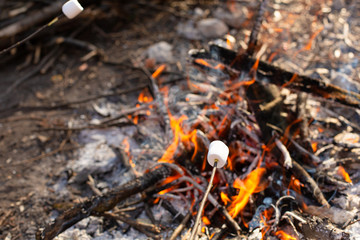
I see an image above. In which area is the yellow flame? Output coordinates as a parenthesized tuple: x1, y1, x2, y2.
(228, 168, 266, 218)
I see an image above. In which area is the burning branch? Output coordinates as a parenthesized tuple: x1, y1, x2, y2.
(190, 44, 360, 109)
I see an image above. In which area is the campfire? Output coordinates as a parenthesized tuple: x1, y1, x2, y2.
(0, 0, 359, 239)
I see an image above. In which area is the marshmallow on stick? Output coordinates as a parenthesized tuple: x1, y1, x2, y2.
(207, 140, 229, 168)
(62, 0, 84, 19)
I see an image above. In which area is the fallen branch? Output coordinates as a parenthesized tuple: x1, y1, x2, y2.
(35, 164, 173, 240)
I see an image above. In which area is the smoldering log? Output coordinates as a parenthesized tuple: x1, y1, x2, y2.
(36, 164, 173, 240)
(190, 44, 360, 109)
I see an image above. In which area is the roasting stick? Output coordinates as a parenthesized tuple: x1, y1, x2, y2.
(0, 0, 83, 56)
(190, 141, 229, 240)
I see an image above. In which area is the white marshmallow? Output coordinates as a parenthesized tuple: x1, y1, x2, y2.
(207, 140, 229, 168)
(62, 0, 84, 19)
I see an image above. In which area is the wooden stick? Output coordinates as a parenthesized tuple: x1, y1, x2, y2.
(169, 211, 192, 240)
(291, 160, 330, 208)
(190, 161, 218, 240)
(0, 1, 65, 39)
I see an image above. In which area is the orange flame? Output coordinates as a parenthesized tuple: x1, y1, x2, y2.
(311, 142, 318, 152)
(221, 191, 231, 205)
(251, 58, 260, 72)
(304, 26, 324, 51)
(152, 64, 166, 79)
(268, 51, 278, 63)
(127, 89, 154, 124)
(281, 73, 298, 89)
(287, 176, 303, 195)
(228, 168, 267, 218)
(337, 166, 352, 183)
(122, 138, 139, 176)
(157, 88, 198, 164)
(294, 26, 324, 56)
(227, 78, 256, 91)
(288, 176, 307, 209)
(202, 216, 211, 225)
(275, 230, 296, 240)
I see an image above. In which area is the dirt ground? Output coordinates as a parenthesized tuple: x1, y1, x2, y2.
(1, 0, 359, 239)
(0, 1, 198, 238)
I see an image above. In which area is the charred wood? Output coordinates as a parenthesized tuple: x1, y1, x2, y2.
(296, 215, 350, 240)
(246, 81, 286, 143)
(190, 44, 360, 109)
(36, 164, 173, 240)
(246, 0, 268, 57)
(295, 92, 312, 150)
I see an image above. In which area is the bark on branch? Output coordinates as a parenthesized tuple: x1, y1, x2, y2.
(35, 164, 173, 240)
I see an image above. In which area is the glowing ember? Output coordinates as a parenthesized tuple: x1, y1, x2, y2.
(311, 142, 318, 152)
(251, 58, 260, 72)
(202, 216, 211, 225)
(151, 64, 166, 79)
(288, 176, 307, 209)
(194, 58, 225, 70)
(275, 230, 297, 240)
(281, 73, 298, 89)
(138, 88, 154, 103)
(227, 78, 256, 91)
(303, 26, 324, 51)
(228, 167, 267, 218)
(337, 166, 352, 183)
